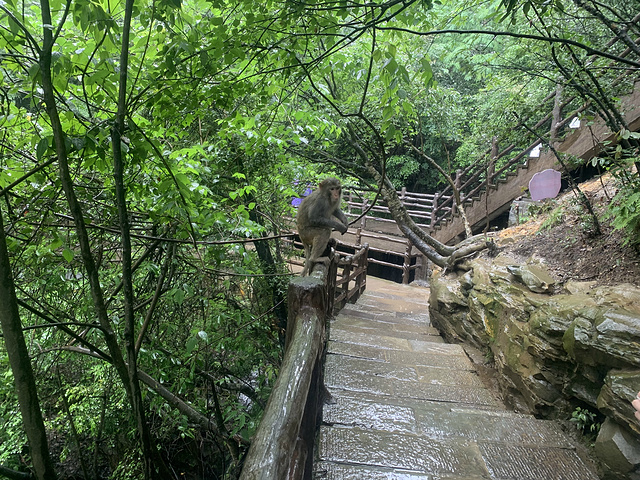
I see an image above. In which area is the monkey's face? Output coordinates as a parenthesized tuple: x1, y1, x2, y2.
(329, 186, 341, 201)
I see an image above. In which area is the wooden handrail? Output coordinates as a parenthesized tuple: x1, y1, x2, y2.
(240, 243, 369, 479)
(239, 274, 326, 480)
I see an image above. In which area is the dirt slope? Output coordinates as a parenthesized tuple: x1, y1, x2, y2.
(491, 174, 640, 287)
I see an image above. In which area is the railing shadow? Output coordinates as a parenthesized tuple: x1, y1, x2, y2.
(239, 243, 369, 480)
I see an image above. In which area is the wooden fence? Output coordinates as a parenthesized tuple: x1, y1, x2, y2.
(287, 187, 434, 284)
(289, 233, 424, 285)
(332, 243, 368, 313)
(239, 243, 368, 480)
(337, 87, 590, 235)
(428, 90, 585, 228)
(343, 188, 443, 230)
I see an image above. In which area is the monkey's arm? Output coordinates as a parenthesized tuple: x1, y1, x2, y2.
(333, 209, 349, 234)
(308, 215, 348, 233)
(306, 204, 347, 234)
(300, 194, 348, 234)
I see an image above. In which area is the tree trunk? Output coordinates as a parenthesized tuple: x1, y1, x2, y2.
(110, 0, 171, 475)
(404, 142, 473, 238)
(37, 0, 164, 477)
(247, 200, 288, 341)
(38, 0, 131, 396)
(0, 210, 57, 480)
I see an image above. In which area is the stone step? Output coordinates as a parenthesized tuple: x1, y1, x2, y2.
(329, 328, 455, 353)
(327, 341, 476, 371)
(316, 426, 598, 480)
(326, 353, 486, 389)
(323, 391, 572, 447)
(324, 353, 500, 408)
(362, 288, 429, 302)
(331, 321, 442, 342)
(352, 297, 429, 315)
(314, 277, 600, 479)
(338, 305, 432, 328)
(315, 462, 461, 479)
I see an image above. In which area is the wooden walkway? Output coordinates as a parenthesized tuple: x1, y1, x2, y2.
(313, 277, 599, 479)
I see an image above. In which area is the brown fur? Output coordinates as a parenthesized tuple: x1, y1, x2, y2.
(296, 178, 349, 276)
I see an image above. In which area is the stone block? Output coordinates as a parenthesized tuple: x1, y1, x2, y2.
(595, 418, 640, 478)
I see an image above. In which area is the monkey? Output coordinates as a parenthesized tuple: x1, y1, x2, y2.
(296, 177, 349, 276)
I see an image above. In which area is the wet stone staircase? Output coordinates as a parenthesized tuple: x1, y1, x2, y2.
(313, 278, 600, 480)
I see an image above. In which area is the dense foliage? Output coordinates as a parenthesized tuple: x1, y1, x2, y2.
(0, 0, 638, 477)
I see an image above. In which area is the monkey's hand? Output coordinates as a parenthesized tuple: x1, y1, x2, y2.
(338, 223, 348, 235)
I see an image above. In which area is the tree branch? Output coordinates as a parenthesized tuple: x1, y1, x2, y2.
(0, 465, 33, 480)
(376, 27, 640, 68)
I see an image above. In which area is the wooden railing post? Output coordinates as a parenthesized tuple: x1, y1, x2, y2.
(550, 83, 563, 145)
(431, 192, 439, 227)
(242, 242, 370, 480)
(489, 136, 498, 183)
(414, 253, 429, 283)
(453, 169, 462, 209)
(360, 198, 368, 232)
(325, 248, 337, 315)
(357, 244, 369, 298)
(402, 241, 412, 284)
(340, 262, 352, 310)
(240, 276, 327, 480)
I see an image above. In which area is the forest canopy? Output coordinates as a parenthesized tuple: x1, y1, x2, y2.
(0, 0, 638, 477)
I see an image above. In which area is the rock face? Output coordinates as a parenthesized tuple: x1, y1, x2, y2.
(429, 256, 640, 479)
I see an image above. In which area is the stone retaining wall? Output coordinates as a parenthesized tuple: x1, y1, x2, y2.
(429, 256, 640, 479)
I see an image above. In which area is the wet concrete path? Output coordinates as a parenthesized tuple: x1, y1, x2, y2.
(313, 277, 599, 480)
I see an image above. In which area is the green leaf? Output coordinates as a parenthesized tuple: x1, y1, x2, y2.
(186, 336, 198, 355)
(385, 125, 399, 142)
(36, 138, 49, 160)
(28, 62, 41, 82)
(50, 237, 63, 250)
(402, 100, 414, 116)
(173, 288, 185, 305)
(382, 105, 394, 122)
(62, 248, 74, 263)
